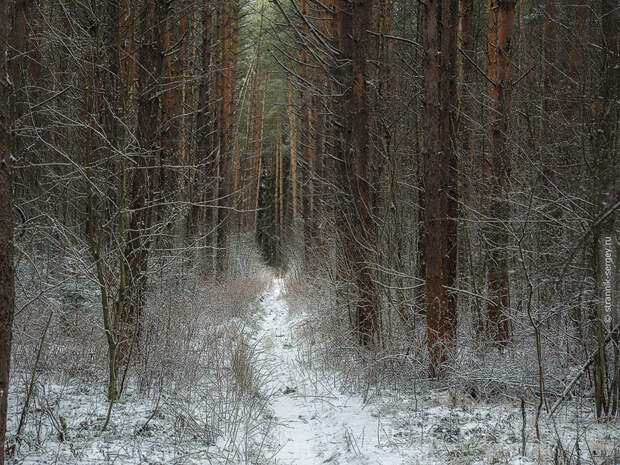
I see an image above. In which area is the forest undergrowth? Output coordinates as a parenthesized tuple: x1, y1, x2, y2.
(282, 264, 619, 465)
(7, 239, 278, 465)
(4, 233, 619, 465)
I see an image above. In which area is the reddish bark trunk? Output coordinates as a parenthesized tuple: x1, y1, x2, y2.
(215, 0, 239, 276)
(486, 0, 515, 346)
(288, 81, 298, 226)
(160, 9, 183, 201)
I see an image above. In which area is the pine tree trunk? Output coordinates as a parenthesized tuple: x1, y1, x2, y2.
(333, 0, 376, 346)
(119, 0, 167, 365)
(486, 0, 515, 346)
(192, 1, 213, 240)
(422, 0, 459, 376)
(0, 1, 13, 462)
(288, 81, 298, 228)
(215, 0, 238, 276)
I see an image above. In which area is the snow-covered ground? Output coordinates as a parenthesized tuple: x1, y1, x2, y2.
(254, 278, 407, 465)
(6, 275, 619, 464)
(254, 277, 618, 465)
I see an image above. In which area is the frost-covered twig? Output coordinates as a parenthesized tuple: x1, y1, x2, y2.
(548, 322, 620, 417)
(15, 310, 53, 442)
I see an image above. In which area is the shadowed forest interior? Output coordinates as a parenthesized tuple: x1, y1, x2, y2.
(0, 1, 618, 464)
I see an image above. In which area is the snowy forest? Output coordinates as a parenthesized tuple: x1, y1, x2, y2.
(0, 0, 618, 464)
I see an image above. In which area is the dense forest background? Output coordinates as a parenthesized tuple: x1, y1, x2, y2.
(0, 0, 618, 464)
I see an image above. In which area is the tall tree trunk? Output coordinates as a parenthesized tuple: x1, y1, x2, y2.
(422, 0, 459, 377)
(333, 0, 376, 346)
(351, 1, 375, 346)
(298, 0, 316, 270)
(458, 0, 482, 338)
(102, 0, 123, 402)
(253, 76, 267, 232)
(0, 1, 14, 462)
(278, 122, 284, 269)
(120, 0, 167, 365)
(192, 1, 213, 241)
(288, 81, 298, 228)
(215, 0, 238, 276)
(374, 0, 399, 339)
(160, 6, 185, 210)
(249, 71, 263, 232)
(120, 1, 136, 88)
(486, 0, 515, 346)
(8, 0, 30, 127)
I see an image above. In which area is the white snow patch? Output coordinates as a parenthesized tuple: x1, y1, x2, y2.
(255, 278, 412, 464)
(6, 276, 618, 465)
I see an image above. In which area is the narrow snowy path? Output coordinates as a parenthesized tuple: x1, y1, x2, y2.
(257, 278, 405, 465)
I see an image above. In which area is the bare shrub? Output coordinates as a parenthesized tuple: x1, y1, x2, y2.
(283, 266, 376, 394)
(9, 233, 276, 464)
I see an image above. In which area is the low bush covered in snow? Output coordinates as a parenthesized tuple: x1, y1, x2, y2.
(7, 239, 277, 465)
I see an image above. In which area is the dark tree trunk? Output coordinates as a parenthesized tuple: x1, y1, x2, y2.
(193, 1, 213, 243)
(333, 0, 376, 346)
(119, 0, 167, 365)
(422, 0, 459, 377)
(0, 0, 14, 462)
